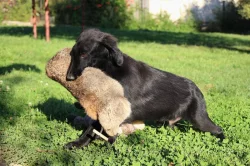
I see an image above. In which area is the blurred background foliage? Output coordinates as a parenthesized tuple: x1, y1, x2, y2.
(238, 0, 250, 19)
(0, 0, 250, 32)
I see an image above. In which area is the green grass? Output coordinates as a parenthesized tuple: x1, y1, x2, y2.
(0, 25, 250, 166)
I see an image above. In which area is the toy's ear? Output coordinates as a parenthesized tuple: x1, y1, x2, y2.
(98, 35, 123, 66)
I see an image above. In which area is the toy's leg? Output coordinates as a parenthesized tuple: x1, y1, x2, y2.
(64, 121, 102, 150)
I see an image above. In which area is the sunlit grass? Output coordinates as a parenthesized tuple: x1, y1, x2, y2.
(0, 27, 250, 165)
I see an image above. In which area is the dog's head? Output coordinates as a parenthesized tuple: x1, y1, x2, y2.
(66, 29, 123, 81)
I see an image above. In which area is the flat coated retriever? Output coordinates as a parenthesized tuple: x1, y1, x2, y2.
(65, 29, 224, 149)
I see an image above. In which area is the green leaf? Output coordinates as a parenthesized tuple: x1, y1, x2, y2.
(132, 161, 141, 166)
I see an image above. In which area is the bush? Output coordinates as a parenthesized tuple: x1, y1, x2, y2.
(205, 1, 250, 33)
(0, 12, 3, 24)
(126, 9, 197, 32)
(52, 0, 131, 28)
(51, 0, 81, 25)
(0, 1, 9, 23)
(219, 1, 250, 33)
(1, 0, 31, 22)
(85, 0, 132, 28)
(0, 0, 45, 23)
(1, 0, 197, 32)
(238, 0, 250, 19)
(121, 1, 197, 32)
(51, 0, 196, 31)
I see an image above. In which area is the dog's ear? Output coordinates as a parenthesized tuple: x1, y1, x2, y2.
(99, 35, 123, 66)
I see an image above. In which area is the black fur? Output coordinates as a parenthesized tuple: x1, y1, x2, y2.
(64, 121, 116, 150)
(66, 29, 224, 148)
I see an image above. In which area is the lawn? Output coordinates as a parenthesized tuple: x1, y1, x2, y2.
(0, 26, 250, 166)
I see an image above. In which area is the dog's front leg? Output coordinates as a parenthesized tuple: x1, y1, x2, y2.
(64, 121, 102, 150)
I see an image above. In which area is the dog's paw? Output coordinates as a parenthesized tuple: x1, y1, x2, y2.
(64, 142, 76, 150)
(217, 133, 225, 141)
(64, 141, 84, 150)
(108, 135, 118, 144)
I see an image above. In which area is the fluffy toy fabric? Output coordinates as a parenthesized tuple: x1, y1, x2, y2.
(46, 48, 144, 137)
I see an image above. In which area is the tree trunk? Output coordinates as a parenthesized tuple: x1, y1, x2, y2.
(32, 0, 37, 39)
(45, 0, 50, 42)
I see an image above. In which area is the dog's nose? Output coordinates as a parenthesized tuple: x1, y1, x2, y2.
(66, 74, 76, 81)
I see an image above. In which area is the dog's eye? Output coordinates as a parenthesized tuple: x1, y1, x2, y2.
(80, 54, 87, 58)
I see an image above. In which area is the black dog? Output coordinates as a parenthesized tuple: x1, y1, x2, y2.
(66, 29, 224, 148)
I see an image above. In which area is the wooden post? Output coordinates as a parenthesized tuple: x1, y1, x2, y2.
(32, 0, 37, 39)
(45, 0, 50, 42)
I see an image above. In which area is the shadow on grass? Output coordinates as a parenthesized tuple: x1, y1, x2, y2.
(36, 97, 194, 143)
(0, 25, 250, 54)
(0, 76, 30, 147)
(146, 120, 192, 133)
(0, 64, 42, 157)
(0, 25, 81, 40)
(35, 97, 84, 123)
(0, 71, 41, 126)
(0, 63, 41, 126)
(0, 63, 41, 75)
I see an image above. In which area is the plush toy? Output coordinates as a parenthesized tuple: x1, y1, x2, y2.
(46, 48, 144, 148)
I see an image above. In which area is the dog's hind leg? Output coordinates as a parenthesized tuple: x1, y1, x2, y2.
(187, 98, 225, 140)
(168, 117, 181, 128)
